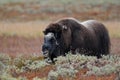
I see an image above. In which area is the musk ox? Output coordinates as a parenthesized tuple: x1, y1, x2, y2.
(42, 18, 110, 62)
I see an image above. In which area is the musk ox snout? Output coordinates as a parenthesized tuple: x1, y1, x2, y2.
(42, 41, 53, 58)
(42, 44, 49, 57)
(42, 32, 60, 59)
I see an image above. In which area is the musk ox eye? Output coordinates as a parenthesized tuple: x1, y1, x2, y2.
(50, 38, 55, 43)
(54, 32, 61, 39)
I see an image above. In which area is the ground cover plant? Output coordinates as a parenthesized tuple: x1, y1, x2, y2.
(0, 53, 120, 80)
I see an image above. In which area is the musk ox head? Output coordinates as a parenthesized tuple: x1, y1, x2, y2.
(42, 23, 71, 62)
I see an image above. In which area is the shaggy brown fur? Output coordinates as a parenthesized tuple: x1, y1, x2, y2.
(43, 18, 110, 59)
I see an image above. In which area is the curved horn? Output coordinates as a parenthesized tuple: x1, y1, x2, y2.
(62, 25, 67, 30)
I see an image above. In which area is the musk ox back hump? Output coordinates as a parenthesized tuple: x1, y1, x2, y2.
(81, 20, 110, 56)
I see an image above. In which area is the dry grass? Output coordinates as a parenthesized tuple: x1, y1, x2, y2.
(0, 21, 120, 38)
(0, 21, 50, 38)
(103, 21, 120, 38)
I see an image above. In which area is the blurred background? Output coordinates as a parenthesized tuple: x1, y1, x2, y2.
(0, 0, 120, 57)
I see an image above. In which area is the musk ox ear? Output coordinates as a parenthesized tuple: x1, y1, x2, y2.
(62, 25, 67, 30)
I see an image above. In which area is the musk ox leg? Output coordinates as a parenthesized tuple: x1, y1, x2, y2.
(70, 48, 76, 54)
(93, 52, 102, 58)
